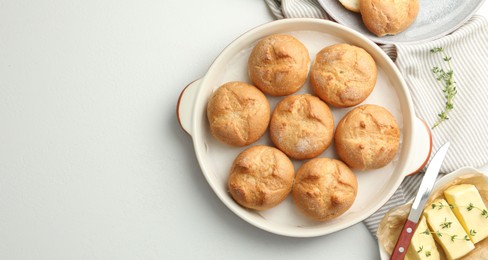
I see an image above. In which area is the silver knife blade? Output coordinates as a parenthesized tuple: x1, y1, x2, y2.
(407, 142, 450, 223)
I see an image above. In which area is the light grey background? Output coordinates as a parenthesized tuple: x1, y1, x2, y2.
(1, 1, 486, 259)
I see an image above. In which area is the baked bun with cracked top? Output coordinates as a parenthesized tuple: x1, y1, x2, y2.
(207, 81, 270, 146)
(228, 145, 295, 210)
(270, 94, 334, 160)
(248, 34, 310, 96)
(335, 104, 400, 170)
(311, 43, 377, 108)
(360, 0, 419, 37)
(292, 157, 358, 221)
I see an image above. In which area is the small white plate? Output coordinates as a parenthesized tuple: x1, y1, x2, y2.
(318, 0, 485, 44)
(378, 166, 488, 258)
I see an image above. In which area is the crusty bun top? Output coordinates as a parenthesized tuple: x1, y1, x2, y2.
(360, 0, 419, 37)
(311, 43, 377, 108)
(207, 81, 270, 146)
(334, 104, 400, 170)
(248, 34, 310, 96)
(228, 145, 295, 210)
(270, 94, 334, 160)
(292, 157, 358, 221)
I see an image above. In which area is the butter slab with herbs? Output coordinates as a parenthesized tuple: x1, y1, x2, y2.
(444, 184, 488, 244)
(405, 216, 441, 260)
(424, 198, 475, 259)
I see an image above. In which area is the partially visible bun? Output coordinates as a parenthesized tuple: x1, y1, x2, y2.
(248, 34, 310, 96)
(360, 0, 419, 37)
(270, 94, 334, 160)
(228, 145, 295, 210)
(207, 81, 270, 146)
(311, 43, 377, 108)
(339, 0, 360, 13)
(335, 104, 400, 170)
(292, 158, 358, 221)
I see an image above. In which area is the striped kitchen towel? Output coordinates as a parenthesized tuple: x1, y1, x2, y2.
(265, 0, 488, 235)
(265, 0, 330, 19)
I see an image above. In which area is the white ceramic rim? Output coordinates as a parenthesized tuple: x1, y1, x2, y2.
(189, 18, 422, 237)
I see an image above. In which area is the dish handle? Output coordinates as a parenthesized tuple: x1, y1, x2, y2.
(403, 117, 433, 176)
(177, 79, 202, 136)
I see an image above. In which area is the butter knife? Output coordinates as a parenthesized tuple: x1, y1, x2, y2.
(390, 142, 450, 260)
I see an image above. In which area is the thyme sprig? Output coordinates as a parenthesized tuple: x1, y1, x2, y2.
(431, 201, 453, 210)
(431, 201, 488, 219)
(430, 47, 457, 129)
(436, 231, 470, 242)
(421, 227, 470, 242)
(467, 203, 488, 218)
(440, 218, 452, 229)
(421, 228, 470, 242)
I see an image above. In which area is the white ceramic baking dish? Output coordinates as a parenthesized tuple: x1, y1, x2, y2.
(177, 18, 432, 237)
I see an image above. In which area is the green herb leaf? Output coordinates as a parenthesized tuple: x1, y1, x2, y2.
(431, 47, 444, 53)
(482, 209, 488, 218)
(430, 47, 457, 129)
(440, 218, 452, 229)
(470, 229, 477, 237)
(417, 245, 424, 253)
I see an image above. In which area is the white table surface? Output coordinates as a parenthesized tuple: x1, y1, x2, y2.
(1, 1, 487, 259)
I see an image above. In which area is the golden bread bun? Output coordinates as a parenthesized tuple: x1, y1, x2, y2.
(248, 34, 310, 96)
(207, 81, 270, 146)
(292, 157, 358, 221)
(339, 0, 360, 13)
(360, 0, 419, 37)
(335, 104, 400, 170)
(311, 43, 377, 108)
(228, 145, 295, 210)
(270, 94, 334, 160)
